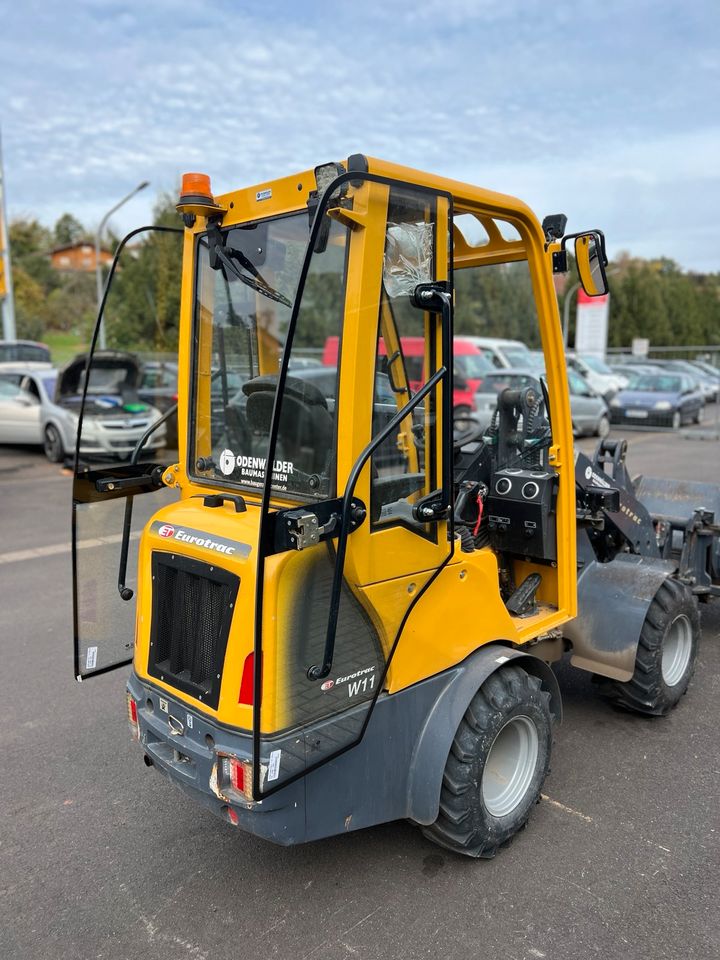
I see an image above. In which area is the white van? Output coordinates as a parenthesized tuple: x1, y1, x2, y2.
(461, 336, 533, 370)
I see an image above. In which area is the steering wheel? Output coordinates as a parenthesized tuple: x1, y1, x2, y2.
(412, 413, 487, 456)
(452, 412, 487, 451)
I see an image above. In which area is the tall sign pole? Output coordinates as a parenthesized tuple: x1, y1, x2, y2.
(0, 127, 17, 340)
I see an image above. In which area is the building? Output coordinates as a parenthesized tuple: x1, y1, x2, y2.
(50, 243, 113, 273)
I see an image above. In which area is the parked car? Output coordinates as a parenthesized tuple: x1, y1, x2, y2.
(461, 336, 533, 370)
(566, 368, 611, 437)
(0, 339, 52, 366)
(566, 353, 627, 398)
(0, 368, 58, 447)
(138, 360, 179, 447)
(471, 369, 609, 438)
(653, 360, 718, 402)
(609, 372, 704, 429)
(323, 335, 492, 412)
(0, 353, 167, 462)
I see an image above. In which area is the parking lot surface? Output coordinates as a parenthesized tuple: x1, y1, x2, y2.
(1, 429, 718, 960)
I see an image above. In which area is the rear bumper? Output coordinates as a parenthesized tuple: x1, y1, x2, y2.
(127, 673, 307, 844)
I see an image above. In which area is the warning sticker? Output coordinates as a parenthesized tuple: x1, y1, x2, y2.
(267, 750, 281, 782)
(86, 646, 98, 670)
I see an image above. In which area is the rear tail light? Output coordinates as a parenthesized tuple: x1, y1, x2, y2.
(221, 756, 254, 801)
(126, 693, 139, 741)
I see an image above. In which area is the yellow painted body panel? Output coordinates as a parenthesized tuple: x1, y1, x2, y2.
(130, 154, 577, 735)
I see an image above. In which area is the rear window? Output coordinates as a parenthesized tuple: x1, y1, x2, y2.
(0, 343, 51, 363)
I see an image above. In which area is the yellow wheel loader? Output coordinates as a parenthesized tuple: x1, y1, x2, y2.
(72, 156, 715, 857)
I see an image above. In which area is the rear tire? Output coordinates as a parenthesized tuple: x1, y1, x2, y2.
(599, 579, 699, 716)
(422, 666, 553, 858)
(43, 423, 64, 463)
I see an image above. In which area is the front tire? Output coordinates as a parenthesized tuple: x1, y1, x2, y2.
(599, 579, 699, 716)
(671, 410, 681, 430)
(43, 423, 64, 463)
(694, 405, 704, 425)
(597, 414, 611, 438)
(422, 666, 553, 858)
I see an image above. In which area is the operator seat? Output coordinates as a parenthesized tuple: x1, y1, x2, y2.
(243, 375, 334, 476)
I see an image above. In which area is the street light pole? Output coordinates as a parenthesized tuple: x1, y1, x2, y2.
(95, 180, 149, 350)
(0, 127, 16, 341)
(562, 281, 580, 350)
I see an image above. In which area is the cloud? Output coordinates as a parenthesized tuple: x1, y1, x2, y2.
(1, 1, 718, 270)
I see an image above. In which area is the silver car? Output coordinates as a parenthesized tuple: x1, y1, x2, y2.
(0, 352, 166, 462)
(471, 369, 610, 438)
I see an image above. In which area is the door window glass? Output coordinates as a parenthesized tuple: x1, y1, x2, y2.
(371, 191, 438, 530)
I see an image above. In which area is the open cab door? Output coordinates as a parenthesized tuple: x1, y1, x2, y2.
(72, 226, 183, 679)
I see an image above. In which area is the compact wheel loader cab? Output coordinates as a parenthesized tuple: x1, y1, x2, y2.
(72, 156, 707, 858)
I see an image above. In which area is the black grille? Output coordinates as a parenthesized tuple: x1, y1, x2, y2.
(148, 552, 239, 708)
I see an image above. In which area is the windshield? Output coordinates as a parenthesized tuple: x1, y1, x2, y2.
(581, 355, 612, 374)
(455, 352, 491, 378)
(502, 346, 532, 366)
(631, 375, 683, 393)
(477, 372, 538, 394)
(191, 211, 349, 500)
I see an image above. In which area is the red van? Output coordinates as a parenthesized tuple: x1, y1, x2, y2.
(322, 336, 490, 412)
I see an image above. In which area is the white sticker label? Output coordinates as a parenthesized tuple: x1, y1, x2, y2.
(256, 188, 272, 201)
(186, 713, 194, 729)
(85, 646, 98, 670)
(219, 448, 236, 476)
(495, 655, 510, 664)
(268, 750, 282, 782)
(159, 697, 169, 713)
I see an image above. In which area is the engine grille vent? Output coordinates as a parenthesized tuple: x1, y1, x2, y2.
(148, 552, 239, 709)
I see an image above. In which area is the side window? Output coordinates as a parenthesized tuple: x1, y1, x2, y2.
(22, 377, 41, 400)
(370, 191, 439, 532)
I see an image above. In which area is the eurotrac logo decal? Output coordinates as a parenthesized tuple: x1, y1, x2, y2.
(150, 521, 252, 559)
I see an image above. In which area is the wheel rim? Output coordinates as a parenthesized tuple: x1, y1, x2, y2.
(481, 715, 539, 818)
(44, 426, 61, 459)
(598, 416, 610, 438)
(661, 614, 693, 686)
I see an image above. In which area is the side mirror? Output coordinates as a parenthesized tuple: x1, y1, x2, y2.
(553, 229, 609, 297)
(574, 232, 608, 296)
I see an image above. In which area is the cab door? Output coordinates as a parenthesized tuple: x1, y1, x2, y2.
(252, 173, 453, 797)
(72, 225, 183, 679)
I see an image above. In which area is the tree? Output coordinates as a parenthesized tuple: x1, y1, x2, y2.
(104, 194, 183, 353)
(53, 213, 86, 248)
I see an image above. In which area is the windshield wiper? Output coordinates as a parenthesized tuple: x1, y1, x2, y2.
(207, 224, 292, 308)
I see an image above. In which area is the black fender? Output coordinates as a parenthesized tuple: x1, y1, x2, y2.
(406, 644, 561, 825)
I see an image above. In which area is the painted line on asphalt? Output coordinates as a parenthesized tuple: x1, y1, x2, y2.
(0, 531, 140, 565)
(541, 794, 594, 822)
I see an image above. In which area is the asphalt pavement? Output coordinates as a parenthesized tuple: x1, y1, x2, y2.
(1, 429, 719, 960)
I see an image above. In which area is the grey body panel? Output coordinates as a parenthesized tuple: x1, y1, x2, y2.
(128, 645, 561, 845)
(564, 533, 676, 681)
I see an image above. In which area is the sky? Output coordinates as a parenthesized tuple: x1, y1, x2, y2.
(1, 0, 719, 271)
